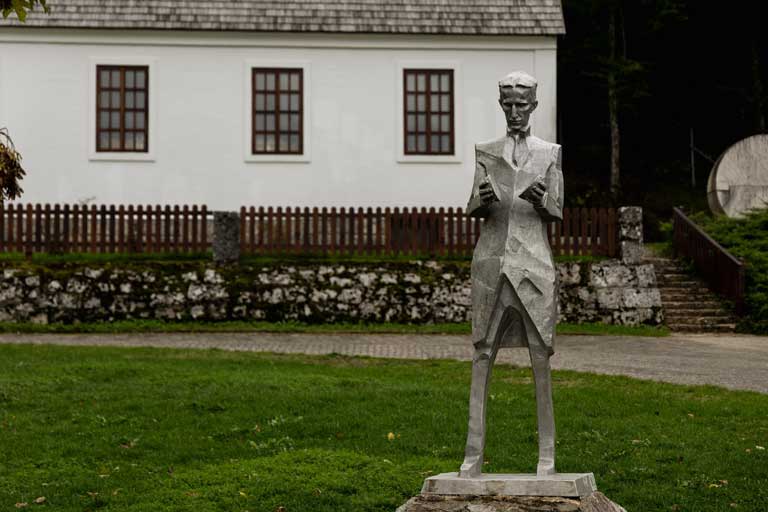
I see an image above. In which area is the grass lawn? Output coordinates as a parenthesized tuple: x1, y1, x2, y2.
(0, 320, 670, 337)
(1, 346, 764, 511)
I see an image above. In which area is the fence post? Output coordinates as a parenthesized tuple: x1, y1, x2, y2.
(212, 211, 240, 264)
(618, 206, 643, 263)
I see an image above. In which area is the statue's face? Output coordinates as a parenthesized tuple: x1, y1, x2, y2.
(499, 86, 538, 134)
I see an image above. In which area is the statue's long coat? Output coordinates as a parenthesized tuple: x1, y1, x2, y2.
(467, 135, 563, 351)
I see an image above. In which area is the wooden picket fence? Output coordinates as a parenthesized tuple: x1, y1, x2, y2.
(0, 203, 618, 257)
(239, 206, 618, 257)
(0, 203, 209, 254)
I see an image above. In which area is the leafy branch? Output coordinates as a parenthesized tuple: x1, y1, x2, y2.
(0, 0, 48, 21)
(0, 128, 26, 202)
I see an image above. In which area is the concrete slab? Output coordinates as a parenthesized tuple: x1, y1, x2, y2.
(421, 472, 597, 498)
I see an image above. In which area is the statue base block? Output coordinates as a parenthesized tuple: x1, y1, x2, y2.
(421, 472, 598, 498)
(396, 491, 627, 512)
(397, 473, 627, 512)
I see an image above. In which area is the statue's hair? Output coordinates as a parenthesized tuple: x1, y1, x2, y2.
(498, 71, 537, 96)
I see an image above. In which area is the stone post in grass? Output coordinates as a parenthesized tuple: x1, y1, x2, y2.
(212, 211, 240, 264)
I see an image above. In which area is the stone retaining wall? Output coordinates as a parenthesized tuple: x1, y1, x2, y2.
(0, 259, 662, 326)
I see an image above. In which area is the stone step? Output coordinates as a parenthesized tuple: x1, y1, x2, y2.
(658, 276, 697, 283)
(666, 318, 737, 328)
(658, 281, 709, 288)
(655, 268, 693, 276)
(665, 316, 736, 325)
(668, 323, 738, 333)
(658, 286, 720, 295)
(664, 315, 736, 325)
(665, 314, 732, 322)
(661, 298, 728, 314)
(661, 293, 724, 302)
(656, 280, 707, 288)
(661, 295, 727, 303)
(657, 276, 694, 282)
(658, 273, 699, 281)
(664, 309, 733, 317)
(651, 263, 688, 271)
(664, 308, 733, 319)
(654, 267, 692, 272)
(650, 258, 738, 333)
(645, 257, 677, 262)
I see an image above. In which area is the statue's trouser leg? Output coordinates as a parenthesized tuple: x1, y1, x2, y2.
(529, 340, 556, 476)
(460, 286, 511, 478)
(459, 340, 498, 478)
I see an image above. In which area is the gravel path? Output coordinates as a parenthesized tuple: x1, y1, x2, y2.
(1, 331, 766, 393)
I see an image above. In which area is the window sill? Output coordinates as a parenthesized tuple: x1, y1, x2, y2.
(397, 154, 463, 164)
(245, 154, 310, 163)
(89, 151, 155, 162)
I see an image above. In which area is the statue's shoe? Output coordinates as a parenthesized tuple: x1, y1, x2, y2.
(536, 458, 556, 476)
(458, 456, 483, 478)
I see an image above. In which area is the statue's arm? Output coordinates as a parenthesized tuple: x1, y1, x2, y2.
(534, 144, 564, 222)
(467, 147, 493, 218)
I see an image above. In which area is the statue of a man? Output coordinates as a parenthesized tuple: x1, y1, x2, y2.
(460, 71, 563, 478)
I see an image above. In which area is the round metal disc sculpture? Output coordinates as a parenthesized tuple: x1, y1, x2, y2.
(707, 134, 768, 218)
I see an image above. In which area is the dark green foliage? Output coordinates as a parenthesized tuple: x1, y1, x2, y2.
(0, 0, 47, 21)
(0, 346, 766, 510)
(690, 209, 768, 333)
(559, 1, 768, 239)
(0, 128, 25, 202)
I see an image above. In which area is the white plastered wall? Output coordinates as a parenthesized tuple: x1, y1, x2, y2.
(0, 30, 557, 210)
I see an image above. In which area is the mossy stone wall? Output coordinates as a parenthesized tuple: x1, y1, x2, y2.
(0, 260, 662, 326)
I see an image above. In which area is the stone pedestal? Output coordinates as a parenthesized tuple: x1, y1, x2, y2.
(397, 492, 626, 512)
(397, 473, 627, 512)
(421, 473, 597, 498)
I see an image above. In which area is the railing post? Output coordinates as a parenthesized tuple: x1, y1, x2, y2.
(618, 206, 643, 263)
(736, 263, 746, 315)
(671, 209, 678, 258)
(212, 211, 240, 264)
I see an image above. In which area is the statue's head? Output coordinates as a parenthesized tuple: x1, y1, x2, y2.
(498, 71, 538, 135)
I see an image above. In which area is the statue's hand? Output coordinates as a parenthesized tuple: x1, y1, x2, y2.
(479, 178, 499, 205)
(520, 179, 547, 207)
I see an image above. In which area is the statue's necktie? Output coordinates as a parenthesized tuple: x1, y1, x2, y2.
(511, 135, 528, 167)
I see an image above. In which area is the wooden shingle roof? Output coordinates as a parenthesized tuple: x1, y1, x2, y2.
(1, 0, 565, 35)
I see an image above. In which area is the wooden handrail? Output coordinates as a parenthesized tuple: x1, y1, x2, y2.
(672, 208, 741, 266)
(672, 207, 746, 314)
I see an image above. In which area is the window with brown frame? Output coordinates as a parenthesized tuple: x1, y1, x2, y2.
(404, 69, 454, 155)
(96, 65, 149, 152)
(252, 68, 303, 155)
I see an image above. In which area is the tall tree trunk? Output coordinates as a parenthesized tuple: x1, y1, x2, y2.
(608, 7, 621, 200)
(752, 41, 766, 133)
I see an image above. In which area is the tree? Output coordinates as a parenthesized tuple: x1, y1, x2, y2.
(559, 0, 686, 202)
(607, 5, 621, 199)
(1, 0, 48, 21)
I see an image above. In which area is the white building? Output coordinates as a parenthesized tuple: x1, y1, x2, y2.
(0, 1, 565, 210)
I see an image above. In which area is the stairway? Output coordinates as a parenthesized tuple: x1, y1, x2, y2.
(649, 257, 738, 333)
